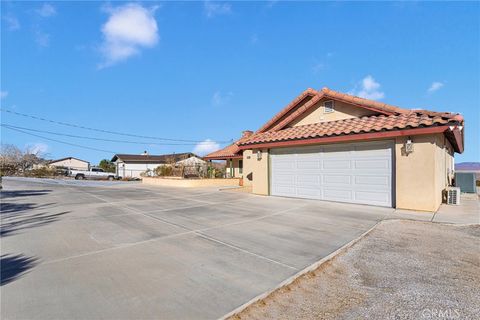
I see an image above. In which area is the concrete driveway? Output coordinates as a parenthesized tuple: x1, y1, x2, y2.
(1, 177, 391, 320)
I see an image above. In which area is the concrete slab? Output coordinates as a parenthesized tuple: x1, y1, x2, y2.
(0, 177, 410, 319)
(433, 198, 480, 224)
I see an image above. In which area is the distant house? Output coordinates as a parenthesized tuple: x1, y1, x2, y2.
(48, 157, 90, 171)
(111, 152, 198, 178)
(456, 162, 480, 180)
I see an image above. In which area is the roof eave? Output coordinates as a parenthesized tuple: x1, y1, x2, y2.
(238, 126, 450, 150)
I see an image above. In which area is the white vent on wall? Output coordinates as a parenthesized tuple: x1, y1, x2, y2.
(324, 100, 334, 113)
(446, 187, 460, 205)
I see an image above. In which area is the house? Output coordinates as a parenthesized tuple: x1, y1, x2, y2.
(111, 152, 197, 178)
(455, 162, 480, 180)
(205, 87, 464, 212)
(48, 157, 90, 170)
(204, 131, 253, 178)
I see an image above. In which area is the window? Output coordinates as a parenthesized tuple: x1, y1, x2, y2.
(324, 100, 334, 113)
(239, 160, 243, 174)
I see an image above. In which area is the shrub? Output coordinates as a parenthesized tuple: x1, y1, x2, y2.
(155, 165, 173, 177)
(25, 167, 57, 178)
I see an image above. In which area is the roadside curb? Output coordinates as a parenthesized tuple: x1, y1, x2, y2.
(218, 219, 384, 320)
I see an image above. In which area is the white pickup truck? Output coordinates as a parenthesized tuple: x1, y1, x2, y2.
(68, 168, 117, 181)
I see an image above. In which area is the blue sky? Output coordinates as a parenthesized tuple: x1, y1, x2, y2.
(1, 1, 479, 164)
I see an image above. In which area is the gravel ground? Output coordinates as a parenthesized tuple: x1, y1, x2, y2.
(230, 220, 480, 320)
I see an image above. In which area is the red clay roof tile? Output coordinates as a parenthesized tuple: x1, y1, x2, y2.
(239, 112, 461, 146)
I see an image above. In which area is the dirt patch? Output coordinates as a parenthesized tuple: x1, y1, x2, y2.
(229, 220, 480, 320)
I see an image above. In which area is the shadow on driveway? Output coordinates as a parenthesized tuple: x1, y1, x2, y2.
(1, 189, 69, 237)
(0, 190, 53, 200)
(1, 254, 38, 286)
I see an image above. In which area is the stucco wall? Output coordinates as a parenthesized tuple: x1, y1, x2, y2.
(395, 133, 453, 212)
(242, 149, 269, 195)
(243, 150, 254, 187)
(50, 158, 89, 170)
(289, 100, 377, 127)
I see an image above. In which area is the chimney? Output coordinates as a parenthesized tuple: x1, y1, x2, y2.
(242, 130, 253, 138)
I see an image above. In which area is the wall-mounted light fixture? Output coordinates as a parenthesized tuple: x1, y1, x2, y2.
(256, 150, 262, 161)
(405, 137, 414, 154)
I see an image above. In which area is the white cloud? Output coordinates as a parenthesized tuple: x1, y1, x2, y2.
(312, 62, 325, 74)
(35, 30, 50, 47)
(27, 143, 49, 155)
(350, 75, 385, 100)
(427, 81, 444, 93)
(204, 1, 232, 18)
(211, 91, 233, 106)
(36, 3, 56, 18)
(99, 3, 159, 68)
(0, 91, 8, 99)
(193, 139, 220, 156)
(3, 14, 20, 30)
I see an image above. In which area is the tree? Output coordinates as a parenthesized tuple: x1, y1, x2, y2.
(0, 144, 46, 175)
(98, 159, 116, 173)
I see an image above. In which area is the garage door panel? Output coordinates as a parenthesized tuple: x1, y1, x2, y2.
(272, 174, 295, 185)
(271, 141, 393, 207)
(355, 175, 389, 186)
(272, 160, 295, 170)
(272, 185, 297, 196)
(297, 175, 320, 186)
(354, 159, 390, 170)
(323, 160, 352, 170)
(323, 175, 351, 185)
(323, 188, 353, 201)
(297, 187, 321, 198)
(296, 159, 320, 170)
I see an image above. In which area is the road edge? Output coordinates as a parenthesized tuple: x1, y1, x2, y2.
(218, 219, 385, 320)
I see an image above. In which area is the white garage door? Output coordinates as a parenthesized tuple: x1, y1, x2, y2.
(270, 141, 393, 207)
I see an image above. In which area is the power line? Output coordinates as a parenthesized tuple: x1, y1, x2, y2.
(1, 123, 226, 146)
(2, 125, 119, 154)
(1, 108, 233, 143)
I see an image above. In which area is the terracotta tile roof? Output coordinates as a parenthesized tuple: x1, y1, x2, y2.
(257, 88, 318, 133)
(204, 131, 254, 159)
(256, 87, 415, 133)
(204, 143, 241, 159)
(240, 112, 462, 146)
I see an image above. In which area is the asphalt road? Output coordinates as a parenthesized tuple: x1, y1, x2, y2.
(1, 177, 392, 320)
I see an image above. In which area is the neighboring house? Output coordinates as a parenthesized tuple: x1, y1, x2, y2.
(111, 152, 196, 178)
(206, 87, 464, 212)
(48, 157, 90, 171)
(455, 162, 480, 180)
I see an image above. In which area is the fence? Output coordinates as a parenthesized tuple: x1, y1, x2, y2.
(146, 164, 225, 179)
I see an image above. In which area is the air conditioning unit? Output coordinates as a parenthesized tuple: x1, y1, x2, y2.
(446, 187, 461, 205)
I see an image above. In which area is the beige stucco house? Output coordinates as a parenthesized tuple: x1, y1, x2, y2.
(48, 157, 90, 170)
(205, 87, 464, 212)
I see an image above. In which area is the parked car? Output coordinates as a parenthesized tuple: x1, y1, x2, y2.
(68, 168, 117, 181)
